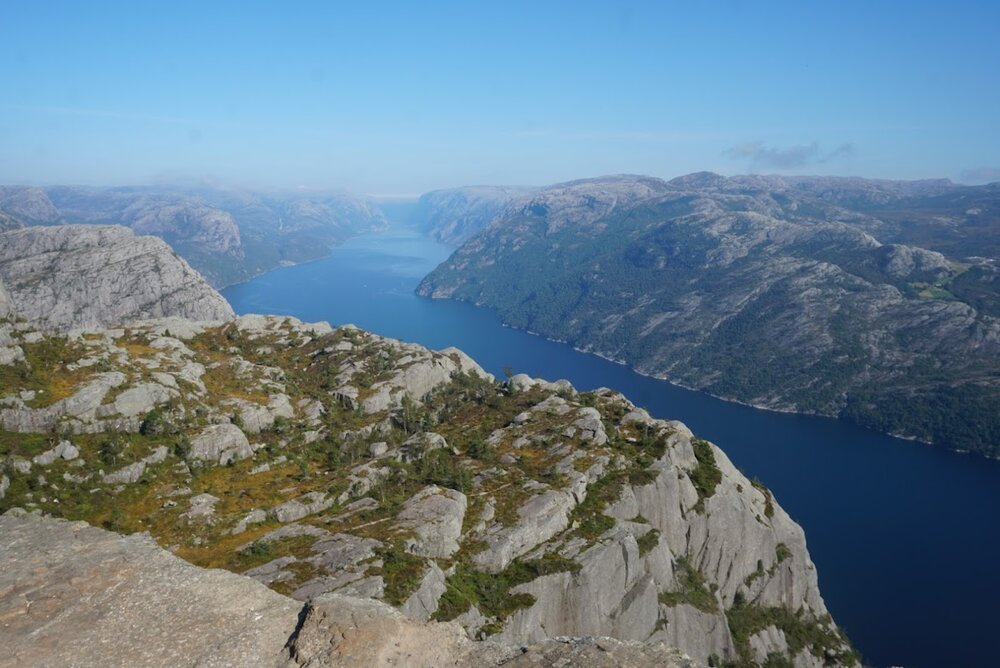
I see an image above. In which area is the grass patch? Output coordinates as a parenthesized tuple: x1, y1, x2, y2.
(372, 541, 428, 606)
(433, 553, 580, 626)
(690, 439, 722, 513)
(725, 601, 858, 667)
(658, 556, 718, 613)
(637, 528, 660, 557)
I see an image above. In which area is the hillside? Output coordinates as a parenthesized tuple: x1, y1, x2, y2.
(0, 310, 855, 667)
(412, 186, 537, 244)
(0, 185, 388, 287)
(418, 174, 1000, 456)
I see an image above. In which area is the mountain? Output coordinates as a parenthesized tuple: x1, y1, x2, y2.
(0, 225, 233, 329)
(0, 306, 855, 666)
(412, 185, 537, 244)
(0, 211, 24, 232)
(418, 174, 1000, 457)
(0, 185, 388, 287)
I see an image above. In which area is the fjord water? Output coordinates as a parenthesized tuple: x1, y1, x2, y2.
(223, 225, 1000, 668)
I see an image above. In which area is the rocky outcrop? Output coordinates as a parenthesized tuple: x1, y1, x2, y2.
(189, 423, 254, 465)
(0, 512, 701, 668)
(0, 511, 303, 667)
(0, 225, 234, 329)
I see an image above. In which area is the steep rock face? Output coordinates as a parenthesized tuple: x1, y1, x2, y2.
(0, 512, 700, 668)
(418, 173, 1000, 456)
(0, 224, 234, 329)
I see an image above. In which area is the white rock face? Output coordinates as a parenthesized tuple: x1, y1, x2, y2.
(473, 488, 578, 573)
(0, 225, 234, 330)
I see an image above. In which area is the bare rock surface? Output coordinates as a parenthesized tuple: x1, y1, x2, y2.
(0, 512, 301, 668)
(0, 225, 233, 330)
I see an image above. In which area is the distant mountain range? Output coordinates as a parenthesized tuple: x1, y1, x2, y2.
(0, 185, 388, 287)
(418, 173, 1000, 457)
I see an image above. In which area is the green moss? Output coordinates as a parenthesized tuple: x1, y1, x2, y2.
(751, 478, 775, 518)
(637, 529, 660, 557)
(725, 601, 858, 667)
(690, 439, 722, 512)
(658, 556, 718, 613)
(372, 542, 427, 606)
(744, 559, 766, 587)
(433, 553, 580, 624)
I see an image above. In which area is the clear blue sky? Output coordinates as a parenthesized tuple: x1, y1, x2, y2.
(1, 1, 998, 194)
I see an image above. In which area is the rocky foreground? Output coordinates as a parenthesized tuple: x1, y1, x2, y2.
(0, 310, 856, 667)
(0, 511, 700, 667)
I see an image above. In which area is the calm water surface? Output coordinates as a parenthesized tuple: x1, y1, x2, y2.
(224, 226, 1000, 668)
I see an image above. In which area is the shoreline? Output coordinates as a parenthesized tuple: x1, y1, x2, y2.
(440, 294, 942, 449)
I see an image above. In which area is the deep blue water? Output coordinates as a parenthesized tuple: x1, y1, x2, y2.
(223, 226, 1000, 668)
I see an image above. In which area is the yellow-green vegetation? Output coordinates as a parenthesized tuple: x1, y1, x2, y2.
(909, 281, 956, 301)
(658, 556, 719, 613)
(0, 335, 94, 408)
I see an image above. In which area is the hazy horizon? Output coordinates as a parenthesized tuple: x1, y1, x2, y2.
(3, 1, 998, 193)
(0, 168, 990, 203)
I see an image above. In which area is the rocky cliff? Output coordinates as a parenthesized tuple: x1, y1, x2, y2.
(0, 511, 699, 668)
(0, 185, 388, 287)
(0, 225, 234, 329)
(418, 173, 1000, 457)
(0, 310, 855, 667)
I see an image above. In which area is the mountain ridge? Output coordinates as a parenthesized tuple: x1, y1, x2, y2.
(418, 173, 1000, 456)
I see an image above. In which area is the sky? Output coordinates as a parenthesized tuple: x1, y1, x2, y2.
(1, 0, 998, 195)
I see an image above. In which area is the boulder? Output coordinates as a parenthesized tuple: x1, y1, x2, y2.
(32, 440, 80, 465)
(272, 491, 334, 523)
(188, 423, 253, 465)
(101, 461, 146, 485)
(395, 485, 467, 559)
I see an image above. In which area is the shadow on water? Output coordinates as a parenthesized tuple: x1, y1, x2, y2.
(223, 226, 1000, 668)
